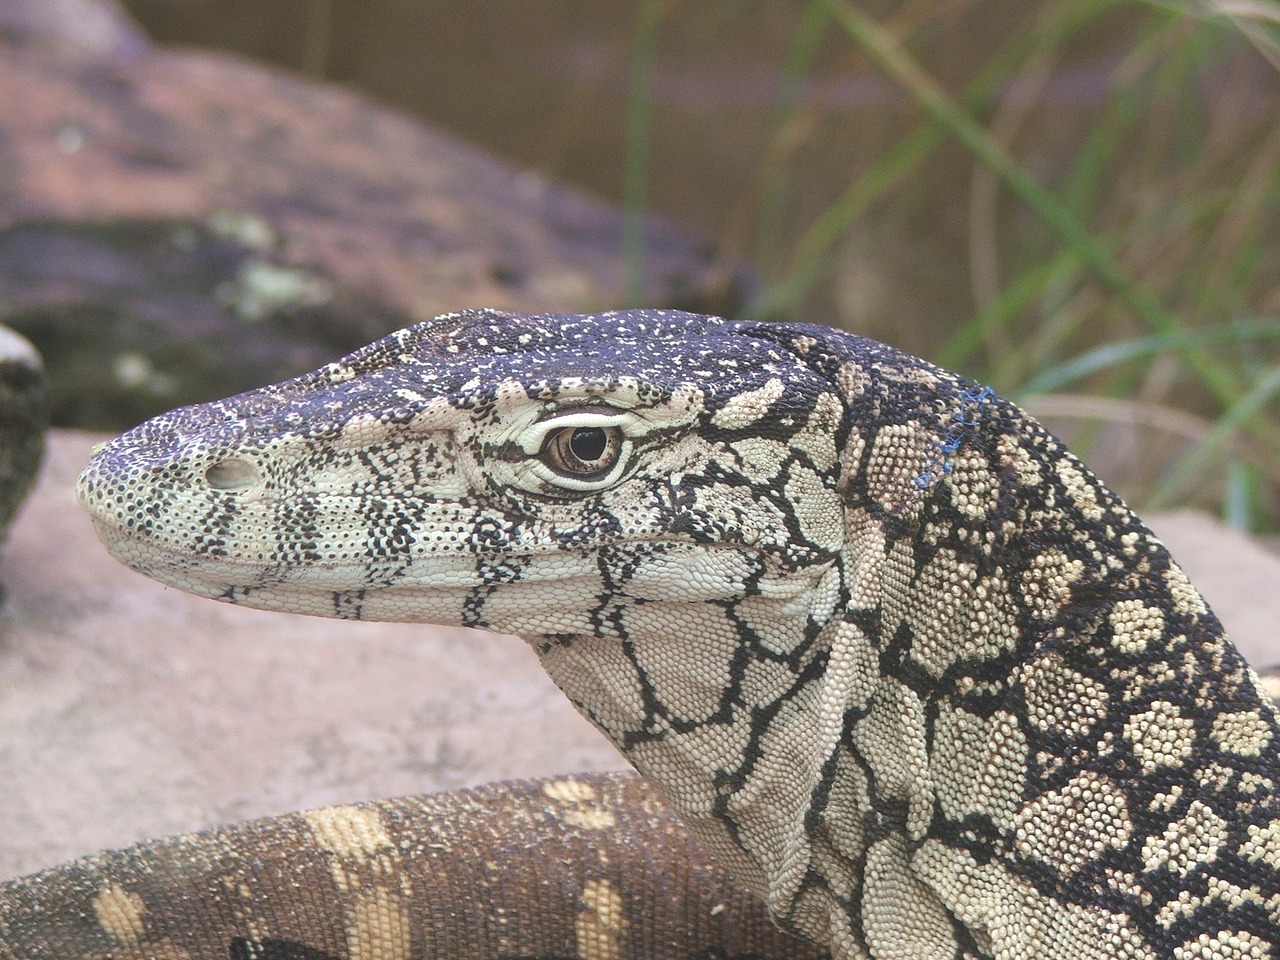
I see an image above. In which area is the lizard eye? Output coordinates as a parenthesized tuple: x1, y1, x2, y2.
(541, 425, 624, 479)
(517, 408, 636, 493)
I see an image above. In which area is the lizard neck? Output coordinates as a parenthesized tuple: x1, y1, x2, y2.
(532, 554, 856, 907)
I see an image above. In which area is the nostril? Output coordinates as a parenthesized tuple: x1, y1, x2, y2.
(205, 457, 259, 491)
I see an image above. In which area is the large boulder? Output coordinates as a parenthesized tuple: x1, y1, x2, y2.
(0, 0, 146, 56)
(0, 23, 745, 429)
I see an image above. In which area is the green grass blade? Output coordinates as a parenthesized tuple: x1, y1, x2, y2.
(818, 0, 1247, 412)
(623, 0, 663, 306)
(751, 123, 943, 317)
(939, 253, 1082, 373)
(1147, 362, 1280, 509)
(753, 0, 1119, 320)
(754, 2, 833, 270)
(1021, 320, 1280, 395)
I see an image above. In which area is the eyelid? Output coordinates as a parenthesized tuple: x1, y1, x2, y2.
(517, 407, 634, 455)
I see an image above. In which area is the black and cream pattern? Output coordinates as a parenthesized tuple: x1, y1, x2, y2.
(72, 310, 1280, 959)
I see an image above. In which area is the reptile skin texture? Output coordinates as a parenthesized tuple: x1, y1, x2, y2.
(19, 309, 1280, 959)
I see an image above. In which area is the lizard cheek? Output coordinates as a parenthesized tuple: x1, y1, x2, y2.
(204, 457, 260, 492)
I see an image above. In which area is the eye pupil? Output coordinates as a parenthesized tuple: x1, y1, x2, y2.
(569, 427, 608, 463)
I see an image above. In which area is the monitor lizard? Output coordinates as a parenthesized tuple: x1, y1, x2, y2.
(7, 308, 1279, 959)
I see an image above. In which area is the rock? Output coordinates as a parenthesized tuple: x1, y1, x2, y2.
(0, 35, 746, 430)
(0, 325, 45, 550)
(0, 0, 147, 57)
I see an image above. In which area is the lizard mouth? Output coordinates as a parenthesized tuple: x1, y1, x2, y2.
(86, 503, 796, 629)
(99, 538, 618, 627)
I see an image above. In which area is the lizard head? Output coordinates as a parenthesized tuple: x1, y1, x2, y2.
(77, 308, 853, 636)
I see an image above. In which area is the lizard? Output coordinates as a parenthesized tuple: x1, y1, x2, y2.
(13, 307, 1280, 959)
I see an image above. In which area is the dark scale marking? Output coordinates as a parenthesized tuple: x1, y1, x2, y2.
(332, 588, 366, 620)
(461, 585, 493, 629)
(192, 497, 238, 557)
(273, 497, 324, 566)
(353, 447, 397, 490)
(231, 938, 342, 960)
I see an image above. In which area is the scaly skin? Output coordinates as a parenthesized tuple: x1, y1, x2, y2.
(1, 772, 822, 960)
(72, 309, 1280, 959)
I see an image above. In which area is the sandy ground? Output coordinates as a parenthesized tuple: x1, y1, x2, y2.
(1, 431, 1277, 880)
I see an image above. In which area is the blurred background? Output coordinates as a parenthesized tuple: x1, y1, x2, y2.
(5, 0, 1280, 533)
